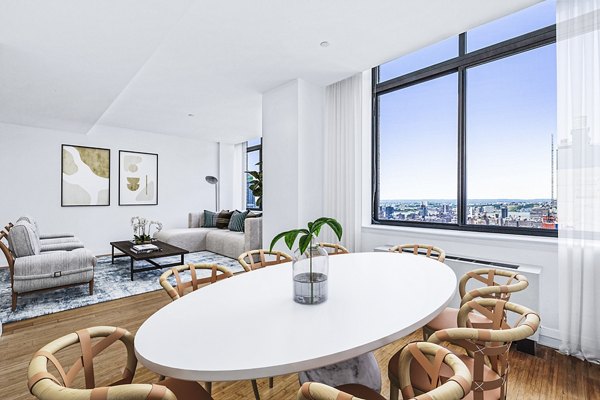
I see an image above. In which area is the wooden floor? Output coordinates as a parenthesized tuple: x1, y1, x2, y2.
(1, 290, 598, 400)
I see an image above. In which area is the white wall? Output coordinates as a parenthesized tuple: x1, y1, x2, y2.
(262, 79, 325, 251)
(0, 122, 219, 255)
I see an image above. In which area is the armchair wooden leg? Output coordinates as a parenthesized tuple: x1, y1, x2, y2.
(268, 377, 274, 388)
(88, 279, 94, 295)
(205, 382, 212, 395)
(11, 291, 17, 311)
(251, 379, 261, 400)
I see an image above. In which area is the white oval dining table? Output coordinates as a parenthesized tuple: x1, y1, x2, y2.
(134, 252, 457, 382)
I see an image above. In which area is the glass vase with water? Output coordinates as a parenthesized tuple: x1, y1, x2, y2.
(292, 241, 329, 305)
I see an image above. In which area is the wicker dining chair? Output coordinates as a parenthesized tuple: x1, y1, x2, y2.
(237, 249, 292, 272)
(237, 249, 292, 398)
(159, 263, 232, 396)
(299, 343, 471, 400)
(389, 299, 540, 400)
(159, 263, 233, 301)
(27, 326, 212, 400)
(318, 242, 349, 255)
(423, 268, 529, 339)
(389, 244, 446, 262)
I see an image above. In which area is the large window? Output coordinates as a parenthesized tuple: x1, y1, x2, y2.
(246, 138, 262, 210)
(373, 1, 557, 236)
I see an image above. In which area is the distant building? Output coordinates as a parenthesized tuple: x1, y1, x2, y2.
(420, 201, 428, 217)
(385, 206, 394, 219)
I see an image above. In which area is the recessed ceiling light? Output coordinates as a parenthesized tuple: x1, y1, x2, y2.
(320, 41, 330, 48)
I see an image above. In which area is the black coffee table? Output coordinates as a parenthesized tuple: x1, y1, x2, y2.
(110, 240, 189, 281)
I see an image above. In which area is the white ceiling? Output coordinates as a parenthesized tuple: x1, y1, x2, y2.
(0, 0, 540, 143)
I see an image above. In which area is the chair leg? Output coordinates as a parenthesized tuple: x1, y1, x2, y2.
(268, 377, 274, 388)
(422, 326, 432, 341)
(251, 379, 261, 400)
(11, 291, 17, 311)
(390, 381, 399, 400)
(88, 279, 94, 295)
(205, 382, 212, 395)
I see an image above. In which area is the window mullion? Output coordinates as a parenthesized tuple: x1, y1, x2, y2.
(457, 66, 467, 227)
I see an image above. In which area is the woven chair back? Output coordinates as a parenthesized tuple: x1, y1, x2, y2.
(430, 299, 540, 400)
(389, 244, 446, 262)
(160, 263, 233, 301)
(458, 268, 529, 305)
(318, 242, 349, 255)
(237, 249, 292, 272)
(297, 382, 364, 400)
(398, 342, 472, 400)
(27, 326, 176, 400)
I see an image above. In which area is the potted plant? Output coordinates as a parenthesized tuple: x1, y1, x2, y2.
(245, 161, 262, 208)
(131, 217, 162, 244)
(270, 217, 342, 304)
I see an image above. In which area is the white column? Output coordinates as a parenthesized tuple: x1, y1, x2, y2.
(262, 79, 325, 251)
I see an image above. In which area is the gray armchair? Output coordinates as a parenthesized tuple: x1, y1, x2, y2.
(8, 216, 84, 251)
(0, 220, 95, 311)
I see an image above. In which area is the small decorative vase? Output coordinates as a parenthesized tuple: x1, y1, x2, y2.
(292, 242, 329, 305)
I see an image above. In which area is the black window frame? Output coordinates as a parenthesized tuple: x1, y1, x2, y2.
(372, 25, 557, 237)
(246, 139, 262, 211)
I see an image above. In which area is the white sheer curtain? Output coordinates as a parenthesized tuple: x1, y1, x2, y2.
(323, 74, 362, 251)
(557, 0, 600, 363)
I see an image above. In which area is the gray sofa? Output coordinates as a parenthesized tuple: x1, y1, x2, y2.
(155, 212, 262, 259)
(0, 218, 95, 310)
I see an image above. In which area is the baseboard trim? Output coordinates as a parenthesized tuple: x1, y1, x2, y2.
(538, 326, 561, 349)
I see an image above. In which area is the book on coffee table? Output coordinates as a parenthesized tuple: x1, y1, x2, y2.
(132, 244, 159, 253)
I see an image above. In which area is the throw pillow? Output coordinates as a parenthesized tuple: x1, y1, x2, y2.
(228, 210, 249, 232)
(247, 211, 262, 218)
(202, 210, 218, 227)
(216, 210, 234, 229)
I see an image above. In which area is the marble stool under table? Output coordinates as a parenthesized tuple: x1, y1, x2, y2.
(298, 352, 381, 393)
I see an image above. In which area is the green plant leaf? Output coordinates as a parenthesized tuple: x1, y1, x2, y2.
(310, 217, 329, 236)
(298, 234, 312, 255)
(246, 171, 261, 180)
(326, 219, 343, 240)
(269, 231, 290, 251)
(284, 230, 302, 249)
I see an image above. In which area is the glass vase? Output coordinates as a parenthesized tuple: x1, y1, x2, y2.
(292, 242, 329, 305)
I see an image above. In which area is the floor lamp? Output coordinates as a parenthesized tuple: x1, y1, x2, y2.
(205, 176, 219, 211)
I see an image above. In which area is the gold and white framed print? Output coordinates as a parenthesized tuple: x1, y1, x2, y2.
(119, 150, 158, 206)
(61, 144, 110, 206)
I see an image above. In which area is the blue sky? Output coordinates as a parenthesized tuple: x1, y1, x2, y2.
(378, 0, 556, 201)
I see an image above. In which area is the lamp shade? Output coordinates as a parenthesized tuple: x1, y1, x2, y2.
(205, 176, 218, 184)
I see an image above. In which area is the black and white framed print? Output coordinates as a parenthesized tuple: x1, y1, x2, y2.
(61, 144, 110, 206)
(118, 150, 158, 206)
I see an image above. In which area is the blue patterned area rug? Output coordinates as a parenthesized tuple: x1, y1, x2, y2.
(0, 251, 245, 325)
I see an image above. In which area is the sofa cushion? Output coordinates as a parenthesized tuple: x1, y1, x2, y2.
(228, 210, 249, 232)
(205, 229, 245, 259)
(16, 216, 40, 234)
(216, 210, 234, 229)
(7, 221, 41, 257)
(202, 210, 218, 227)
(155, 228, 215, 253)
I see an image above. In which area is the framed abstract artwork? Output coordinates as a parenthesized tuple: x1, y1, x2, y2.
(61, 144, 110, 206)
(119, 150, 158, 206)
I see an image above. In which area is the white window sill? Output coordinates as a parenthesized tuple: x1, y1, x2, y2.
(362, 224, 558, 248)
